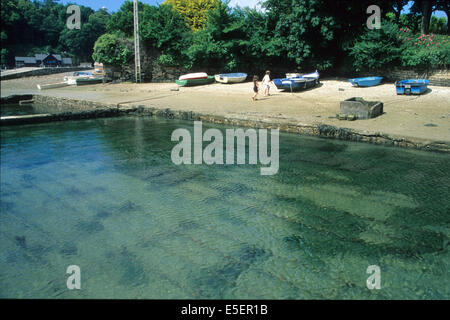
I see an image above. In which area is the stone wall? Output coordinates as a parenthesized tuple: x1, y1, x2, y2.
(1, 94, 447, 152)
(0, 67, 92, 80)
(356, 68, 450, 86)
(103, 42, 159, 82)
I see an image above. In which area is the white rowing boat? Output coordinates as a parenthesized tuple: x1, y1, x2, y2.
(179, 72, 208, 81)
(215, 73, 247, 84)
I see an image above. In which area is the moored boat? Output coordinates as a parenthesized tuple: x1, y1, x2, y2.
(64, 72, 92, 85)
(74, 77, 104, 85)
(215, 73, 247, 84)
(395, 79, 428, 95)
(349, 76, 383, 87)
(179, 72, 208, 81)
(175, 75, 215, 87)
(273, 77, 317, 92)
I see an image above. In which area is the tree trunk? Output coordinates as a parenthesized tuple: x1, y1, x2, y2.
(421, 0, 433, 34)
(395, 10, 401, 24)
(394, 0, 403, 24)
(445, 9, 450, 35)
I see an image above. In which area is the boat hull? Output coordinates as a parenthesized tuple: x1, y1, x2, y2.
(75, 77, 104, 85)
(179, 72, 208, 81)
(65, 75, 91, 85)
(176, 76, 215, 87)
(215, 73, 247, 84)
(273, 77, 318, 91)
(349, 77, 383, 87)
(395, 79, 428, 95)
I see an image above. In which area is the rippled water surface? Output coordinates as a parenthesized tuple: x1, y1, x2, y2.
(1, 116, 449, 299)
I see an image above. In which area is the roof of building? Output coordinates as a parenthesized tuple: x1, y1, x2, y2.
(15, 57, 37, 63)
(15, 54, 71, 64)
(35, 54, 62, 61)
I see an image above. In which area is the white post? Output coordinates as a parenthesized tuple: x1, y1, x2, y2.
(133, 0, 141, 83)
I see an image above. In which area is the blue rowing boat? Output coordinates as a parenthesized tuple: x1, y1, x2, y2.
(273, 70, 320, 92)
(395, 79, 428, 95)
(273, 77, 317, 91)
(349, 76, 383, 87)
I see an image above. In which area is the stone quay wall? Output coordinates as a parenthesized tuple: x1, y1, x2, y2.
(1, 67, 92, 80)
(1, 95, 442, 153)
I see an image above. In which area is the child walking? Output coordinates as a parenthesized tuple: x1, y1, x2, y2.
(262, 70, 271, 96)
(252, 75, 259, 101)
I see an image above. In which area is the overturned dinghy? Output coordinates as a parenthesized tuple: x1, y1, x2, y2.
(176, 72, 214, 86)
(215, 73, 247, 84)
(179, 72, 208, 81)
(349, 76, 383, 87)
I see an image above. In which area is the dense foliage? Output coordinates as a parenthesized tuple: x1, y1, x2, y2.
(350, 23, 404, 71)
(164, 0, 219, 31)
(92, 33, 133, 65)
(350, 22, 449, 71)
(1, 0, 110, 66)
(2, 0, 449, 73)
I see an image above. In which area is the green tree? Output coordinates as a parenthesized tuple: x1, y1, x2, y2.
(106, 0, 141, 36)
(164, 0, 218, 31)
(429, 15, 448, 34)
(350, 23, 404, 71)
(140, 4, 192, 65)
(92, 33, 133, 65)
(59, 8, 110, 62)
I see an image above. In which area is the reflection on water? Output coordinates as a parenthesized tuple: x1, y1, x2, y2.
(0, 116, 449, 299)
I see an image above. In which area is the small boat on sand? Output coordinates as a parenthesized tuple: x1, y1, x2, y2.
(37, 82, 69, 90)
(74, 77, 103, 85)
(215, 73, 247, 84)
(273, 77, 317, 92)
(64, 75, 103, 85)
(175, 75, 215, 87)
(395, 79, 428, 95)
(179, 72, 208, 81)
(274, 70, 320, 92)
(349, 76, 383, 87)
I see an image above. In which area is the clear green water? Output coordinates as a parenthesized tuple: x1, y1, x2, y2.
(0, 116, 449, 299)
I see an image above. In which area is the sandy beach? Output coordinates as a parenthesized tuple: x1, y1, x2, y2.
(1, 71, 449, 145)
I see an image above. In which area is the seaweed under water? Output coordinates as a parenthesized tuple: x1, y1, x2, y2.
(0, 116, 448, 299)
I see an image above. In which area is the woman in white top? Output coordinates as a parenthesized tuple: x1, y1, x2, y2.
(262, 70, 271, 96)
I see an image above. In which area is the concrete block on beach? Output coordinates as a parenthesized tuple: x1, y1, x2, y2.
(340, 97, 383, 120)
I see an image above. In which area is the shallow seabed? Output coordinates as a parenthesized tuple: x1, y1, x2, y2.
(0, 116, 449, 299)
